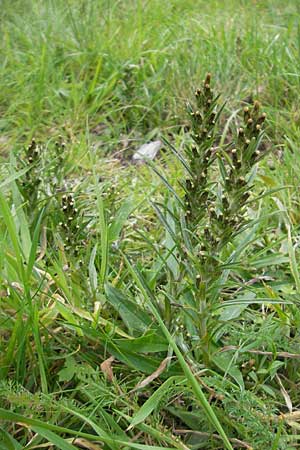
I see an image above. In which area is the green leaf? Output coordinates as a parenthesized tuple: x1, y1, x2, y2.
(287, 225, 300, 292)
(0, 408, 176, 450)
(58, 356, 77, 382)
(212, 353, 244, 391)
(31, 427, 78, 450)
(161, 136, 193, 176)
(58, 402, 119, 450)
(248, 254, 289, 268)
(108, 197, 135, 242)
(218, 292, 256, 321)
(0, 191, 23, 270)
(260, 384, 277, 398)
(214, 297, 289, 311)
(26, 207, 45, 279)
(11, 181, 32, 260)
(128, 376, 183, 429)
(105, 283, 152, 332)
(114, 333, 168, 353)
(147, 159, 185, 208)
(164, 199, 180, 280)
(96, 192, 108, 291)
(0, 165, 30, 190)
(107, 347, 178, 375)
(268, 361, 285, 379)
(167, 406, 204, 430)
(0, 430, 22, 450)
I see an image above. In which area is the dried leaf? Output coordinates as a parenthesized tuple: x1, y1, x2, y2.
(276, 374, 293, 413)
(282, 411, 300, 422)
(72, 438, 103, 450)
(37, 225, 47, 262)
(100, 356, 115, 382)
(132, 356, 171, 391)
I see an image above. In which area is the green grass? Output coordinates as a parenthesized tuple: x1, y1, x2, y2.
(1, 1, 300, 449)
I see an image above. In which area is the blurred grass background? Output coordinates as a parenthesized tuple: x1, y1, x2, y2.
(1, 0, 300, 150)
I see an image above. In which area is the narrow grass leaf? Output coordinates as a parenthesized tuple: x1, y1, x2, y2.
(0, 430, 22, 450)
(147, 160, 185, 208)
(31, 427, 78, 450)
(287, 225, 300, 292)
(97, 195, 108, 290)
(11, 181, 32, 260)
(26, 207, 45, 279)
(214, 298, 290, 311)
(108, 197, 135, 242)
(0, 165, 30, 190)
(105, 283, 153, 332)
(0, 191, 23, 270)
(161, 136, 193, 176)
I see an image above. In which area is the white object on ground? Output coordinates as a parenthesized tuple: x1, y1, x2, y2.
(132, 140, 162, 162)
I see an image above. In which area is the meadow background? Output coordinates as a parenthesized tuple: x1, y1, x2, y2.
(1, 1, 300, 449)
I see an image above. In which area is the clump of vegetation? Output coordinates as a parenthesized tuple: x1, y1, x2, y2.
(58, 193, 86, 258)
(16, 138, 43, 210)
(148, 74, 271, 371)
(16, 136, 68, 220)
(1, 72, 299, 450)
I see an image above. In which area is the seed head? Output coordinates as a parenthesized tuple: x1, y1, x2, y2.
(205, 73, 211, 85)
(257, 113, 267, 124)
(244, 107, 250, 121)
(253, 100, 260, 112)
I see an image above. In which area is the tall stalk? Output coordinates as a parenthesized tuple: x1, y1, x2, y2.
(161, 74, 268, 363)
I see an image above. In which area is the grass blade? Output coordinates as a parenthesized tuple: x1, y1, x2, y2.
(128, 376, 184, 430)
(31, 427, 78, 450)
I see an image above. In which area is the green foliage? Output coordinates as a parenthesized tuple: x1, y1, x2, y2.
(1, 1, 300, 449)
(15, 137, 68, 219)
(148, 75, 275, 371)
